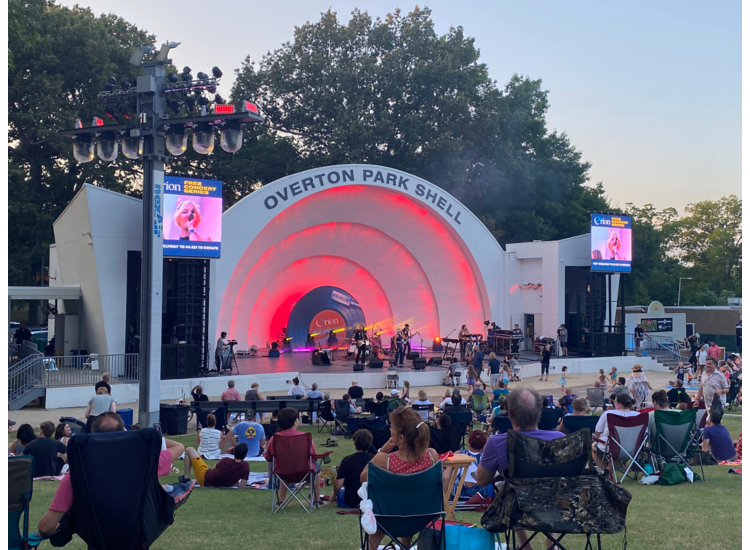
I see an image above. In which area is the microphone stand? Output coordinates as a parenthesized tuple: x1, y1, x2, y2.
(413, 332, 423, 357)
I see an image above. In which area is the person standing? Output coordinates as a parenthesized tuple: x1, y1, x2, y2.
(697, 357, 729, 411)
(634, 324, 645, 357)
(394, 330, 405, 367)
(353, 324, 368, 366)
(511, 324, 523, 356)
(215, 332, 228, 372)
(539, 344, 551, 382)
(13, 323, 32, 346)
(558, 366, 569, 392)
(487, 352, 502, 388)
(84, 387, 117, 433)
(94, 373, 112, 395)
(558, 324, 569, 357)
(675, 362, 686, 383)
(458, 325, 471, 361)
(697, 345, 708, 376)
(401, 324, 412, 358)
(472, 345, 484, 383)
(708, 342, 721, 362)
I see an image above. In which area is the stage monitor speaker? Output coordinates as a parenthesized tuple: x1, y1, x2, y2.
(427, 357, 443, 366)
(161, 345, 176, 380)
(368, 360, 384, 369)
(353, 363, 365, 372)
(406, 352, 420, 360)
(412, 357, 427, 370)
(268, 350, 280, 358)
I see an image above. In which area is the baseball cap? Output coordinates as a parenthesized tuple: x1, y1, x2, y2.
(8, 419, 16, 426)
(390, 389, 399, 396)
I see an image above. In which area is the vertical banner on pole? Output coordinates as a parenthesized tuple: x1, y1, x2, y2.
(149, 168, 165, 422)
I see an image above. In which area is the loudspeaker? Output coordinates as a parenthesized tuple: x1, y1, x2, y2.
(175, 344, 201, 378)
(368, 360, 384, 369)
(412, 357, 427, 370)
(268, 350, 280, 358)
(427, 357, 443, 366)
(161, 345, 176, 380)
(406, 352, 420, 360)
(353, 363, 365, 372)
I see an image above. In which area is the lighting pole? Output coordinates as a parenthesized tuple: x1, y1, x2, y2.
(677, 277, 692, 307)
(59, 42, 264, 427)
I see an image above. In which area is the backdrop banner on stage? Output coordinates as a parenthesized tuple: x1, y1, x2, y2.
(163, 175, 223, 258)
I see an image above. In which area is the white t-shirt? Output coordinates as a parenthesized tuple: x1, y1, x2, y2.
(594, 409, 641, 449)
(411, 399, 432, 420)
(197, 427, 222, 456)
(440, 397, 466, 408)
(697, 350, 708, 365)
(288, 385, 306, 397)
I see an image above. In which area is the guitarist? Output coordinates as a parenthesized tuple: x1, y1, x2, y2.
(401, 324, 412, 358)
(353, 324, 368, 366)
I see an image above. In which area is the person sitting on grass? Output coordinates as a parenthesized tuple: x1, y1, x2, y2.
(228, 412, 266, 457)
(702, 412, 738, 462)
(361, 406, 439, 550)
(9, 423, 36, 456)
(265, 407, 326, 507)
(54, 422, 72, 473)
(489, 396, 508, 426)
(195, 413, 223, 457)
(592, 393, 638, 474)
(262, 409, 281, 441)
(22, 421, 68, 477)
(38, 412, 187, 536)
(182, 443, 250, 488)
(435, 413, 453, 451)
(667, 379, 686, 406)
(334, 429, 374, 508)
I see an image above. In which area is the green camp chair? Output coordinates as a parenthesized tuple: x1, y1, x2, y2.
(652, 408, 704, 482)
(469, 393, 488, 415)
(360, 462, 445, 550)
(9, 456, 44, 550)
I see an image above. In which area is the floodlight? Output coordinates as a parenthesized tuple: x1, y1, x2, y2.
(220, 120, 243, 153)
(96, 131, 119, 162)
(166, 125, 188, 156)
(192, 123, 214, 155)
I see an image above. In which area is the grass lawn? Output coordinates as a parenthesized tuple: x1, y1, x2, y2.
(12, 415, 742, 550)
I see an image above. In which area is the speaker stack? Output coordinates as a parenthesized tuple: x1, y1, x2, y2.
(427, 357, 443, 366)
(412, 357, 427, 370)
(353, 363, 365, 372)
(368, 360, 384, 369)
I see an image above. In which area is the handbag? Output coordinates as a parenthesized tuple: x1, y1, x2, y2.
(418, 523, 495, 550)
(481, 474, 631, 535)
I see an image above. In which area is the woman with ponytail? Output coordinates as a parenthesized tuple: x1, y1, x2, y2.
(360, 406, 439, 549)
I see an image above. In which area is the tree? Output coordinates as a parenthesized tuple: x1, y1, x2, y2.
(8, 3, 154, 285)
(230, 7, 608, 244)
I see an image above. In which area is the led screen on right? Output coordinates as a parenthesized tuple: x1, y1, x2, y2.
(591, 214, 632, 273)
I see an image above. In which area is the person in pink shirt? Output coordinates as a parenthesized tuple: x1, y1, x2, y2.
(707, 342, 721, 361)
(221, 379, 241, 401)
(37, 413, 185, 536)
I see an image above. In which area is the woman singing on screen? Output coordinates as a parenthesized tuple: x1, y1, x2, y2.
(174, 200, 212, 241)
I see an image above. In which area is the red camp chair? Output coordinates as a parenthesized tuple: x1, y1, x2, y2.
(596, 413, 650, 484)
(268, 433, 332, 513)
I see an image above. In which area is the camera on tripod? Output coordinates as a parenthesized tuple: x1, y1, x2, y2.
(227, 340, 238, 347)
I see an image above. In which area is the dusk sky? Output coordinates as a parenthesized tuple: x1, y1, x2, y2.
(60, 0, 741, 211)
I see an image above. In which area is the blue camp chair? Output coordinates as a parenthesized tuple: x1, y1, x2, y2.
(360, 462, 445, 550)
(562, 415, 600, 439)
(538, 408, 564, 431)
(55, 428, 183, 550)
(8, 456, 45, 550)
(492, 415, 513, 434)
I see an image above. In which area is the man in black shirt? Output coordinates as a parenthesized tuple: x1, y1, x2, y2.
(333, 429, 374, 508)
(23, 421, 67, 477)
(94, 373, 112, 395)
(13, 323, 32, 345)
(634, 324, 645, 356)
(347, 380, 364, 400)
(667, 379, 686, 406)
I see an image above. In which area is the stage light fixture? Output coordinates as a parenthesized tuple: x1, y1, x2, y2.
(121, 136, 143, 160)
(166, 99, 181, 114)
(220, 120, 243, 153)
(167, 72, 178, 83)
(206, 85, 217, 94)
(432, 336, 443, 352)
(120, 76, 131, 90)
(104, 76, 116, 91)
(196, 71, 209, 81)
(214, 94, 225, 104)
(103, 107, 116, 119)
(73, 133, 95, 163)
(181, 67, 192, 82)
(198, 96, 209, 106)
(212, 66, 223, 78)
(96, 131, 119, 162)
(192, 122, 214, 154)
(166, 124, 188, 156)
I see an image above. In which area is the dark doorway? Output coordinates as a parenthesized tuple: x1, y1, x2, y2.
(524, 314, 535, 351)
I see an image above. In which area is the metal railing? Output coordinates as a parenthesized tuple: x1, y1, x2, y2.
(627, 333, 682, 361)
(8, 352, 44, 404)
(42, 353, 139, 386)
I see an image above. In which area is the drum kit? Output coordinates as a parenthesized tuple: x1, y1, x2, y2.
(344, 327, 384, 362)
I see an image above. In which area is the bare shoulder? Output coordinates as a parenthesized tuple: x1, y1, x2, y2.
(370, 452, 388, 469)
(428, 448, 440, 463)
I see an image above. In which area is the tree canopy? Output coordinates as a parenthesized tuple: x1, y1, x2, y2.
(7, 3, 740, 308)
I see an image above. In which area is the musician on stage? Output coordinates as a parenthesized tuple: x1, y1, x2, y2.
(511, 324, 523, 356)
(458, 324, 471, 361)
(353, 324, 368, 366)
(401, 324, 412, 357)
(394, 331, 405, 366)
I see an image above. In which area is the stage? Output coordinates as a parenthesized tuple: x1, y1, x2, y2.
(43, 352, 667, 409)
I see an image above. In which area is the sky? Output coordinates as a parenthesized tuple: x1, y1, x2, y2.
(58, 0, 741, 211)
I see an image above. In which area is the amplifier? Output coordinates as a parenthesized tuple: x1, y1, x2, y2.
(412, 357, 427, 370)
(427, 357, 443, 366)
(368, 360, 384, 369)
(353, 363, 365, 372)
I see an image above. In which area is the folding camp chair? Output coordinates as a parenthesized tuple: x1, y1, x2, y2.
(539, 408, 564, 431)
(597, 413, 650, 484)
(492, 415, 513, 434)
(429, 425, 453, 454)
(562, 415, 599, 439)
(361, 424, 392, 455)
(497, 430, 629, 550)
(367, 400, 389, 417)
(59, 416, 86, 435)
(9, 456, 45, 550)
(59, 428, 182, 550)
(318, 401, 336, 433)
(726, 378, 742, 411)
(334, 400, 353, 437)
(444, 407, 472, 450)
(469, 393, 489, 417)
(360, 462, 446, 550)
(411, 403, 434, 421)
(586, 388, 607, 414)
(653, 409, 704, 482)
(269, 432, 332, 513)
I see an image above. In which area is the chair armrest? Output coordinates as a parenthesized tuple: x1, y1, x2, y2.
(313, 451, 334, 462)
(592, 437, 605, 445)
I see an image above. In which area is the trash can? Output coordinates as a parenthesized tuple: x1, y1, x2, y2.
(117, 408, 134, 427)
(159, 404, 189, 435)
